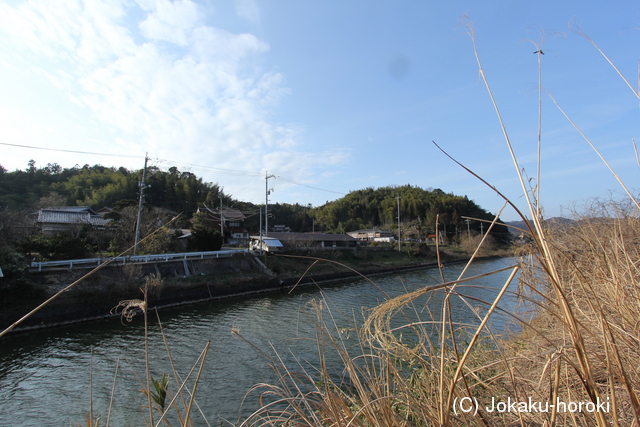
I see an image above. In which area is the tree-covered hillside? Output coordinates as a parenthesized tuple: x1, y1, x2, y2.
(0, 161, 510, 244)
(0, 161, 231, 216)
(313, 185, 510, 244)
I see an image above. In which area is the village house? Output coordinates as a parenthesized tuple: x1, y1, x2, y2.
(94, 206, 113, 217)
(199, 205, 249, 244)
(347, 229, 394, 242)
(425, 233, 445, 244)
(36, 206, 112, 236)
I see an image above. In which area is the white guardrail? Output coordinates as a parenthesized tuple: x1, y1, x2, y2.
(30, 249, 249, 272)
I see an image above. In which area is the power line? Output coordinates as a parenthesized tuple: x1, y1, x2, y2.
(0, 142, 142, 159)
(276, 176, 346, 196)
(154, 158, 346, 196)
(2, 143, 345, 196)
(154, 158, 262, 177)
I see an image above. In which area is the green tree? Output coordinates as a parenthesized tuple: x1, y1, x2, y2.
(107, 205, 177, 254)
(190, 211, 222, 252)
(0, 245, 44, 306)
(19, 232, 94, 261)
(312, 185, 510, 245)
(137, 227, 177, 254)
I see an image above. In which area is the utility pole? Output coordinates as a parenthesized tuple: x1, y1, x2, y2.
(265, 171, 275, 237)
(465, 218, 471, 239)
(134, 154, 149, 256)
(219, 193, 224, 244)
(396, 196, 401, 252)
(259, 206, 263, 256)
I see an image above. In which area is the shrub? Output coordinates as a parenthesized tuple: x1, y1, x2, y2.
(459, 233, 496, 256)
(19, 232, 94, 261)
(0, 246, 43, 306)
(190, 211, 223, 252)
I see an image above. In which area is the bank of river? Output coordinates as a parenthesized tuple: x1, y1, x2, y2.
(0, 257, 520, 426)
(5, 249, 477, 333)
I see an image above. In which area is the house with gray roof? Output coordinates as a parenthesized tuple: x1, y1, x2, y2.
(36, 206, 112, 236)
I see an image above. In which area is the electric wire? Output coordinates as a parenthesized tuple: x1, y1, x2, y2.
(154, 158, 346, 196)
(276, 176, 346, 195)
(0, 142, 142, 159)
(2, 143, 346, 196)
(154, 158, 262, 177)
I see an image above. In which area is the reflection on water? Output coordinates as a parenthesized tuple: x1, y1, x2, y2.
(0, 257, 522, 426)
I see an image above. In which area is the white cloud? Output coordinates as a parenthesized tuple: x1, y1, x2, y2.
(0, 0, 134, 66)
(234, 0, 261, 25)
(0, 0, 347, 203)
(138, 0, 202, 46)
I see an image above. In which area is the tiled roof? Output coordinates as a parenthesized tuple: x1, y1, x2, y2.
(52, 206, 97, 214)
(37, 209, 111, 227)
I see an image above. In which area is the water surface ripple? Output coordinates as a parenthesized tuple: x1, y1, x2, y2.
(0, 258, 522, 426)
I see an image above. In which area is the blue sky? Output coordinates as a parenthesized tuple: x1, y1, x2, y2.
(0, 0, 638, 221)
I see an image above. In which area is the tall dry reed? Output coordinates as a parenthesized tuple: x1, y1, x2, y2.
(240, 16, 640, 427)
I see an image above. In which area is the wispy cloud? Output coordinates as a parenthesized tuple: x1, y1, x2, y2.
(234, 0, 261, 26)
(138, 0, 203, 46)
(0, 0, 346, 203)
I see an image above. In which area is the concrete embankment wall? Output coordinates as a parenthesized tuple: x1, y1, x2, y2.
(9, 253, 268, 331)
(32, 253, 262, 286)
(10, 252, 474, 333)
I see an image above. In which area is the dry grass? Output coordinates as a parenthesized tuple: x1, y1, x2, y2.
(505, 208, 640, 426)
(238, 203, 640, 427)
(237, 16, 640, 427)
(239, 256, 522, 426)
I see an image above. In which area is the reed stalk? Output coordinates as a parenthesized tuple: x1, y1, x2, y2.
(242, 15, 639, 427)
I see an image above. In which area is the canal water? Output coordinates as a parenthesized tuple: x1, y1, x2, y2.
(0, 257, 524, 426)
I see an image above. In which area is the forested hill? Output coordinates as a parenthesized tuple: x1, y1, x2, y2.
(0, 162, 509, 243)
(313, 185, 511, 243)
(0, 161, 231, 214)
